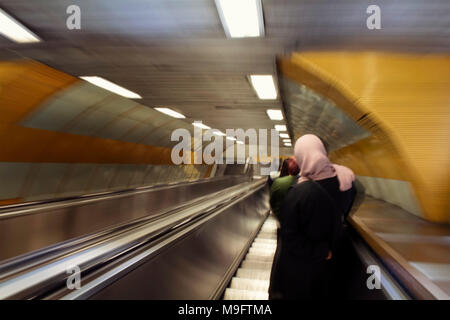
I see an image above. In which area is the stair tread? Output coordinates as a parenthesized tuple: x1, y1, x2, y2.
(236, 269, 271, 280)
(223, 288, 269, 300)
(230, 278, 269, 292)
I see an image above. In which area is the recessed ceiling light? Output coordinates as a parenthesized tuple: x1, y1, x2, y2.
(215, 0, 264, 38)
(280, 133, 289, 139)
(80, 76, 141, 99)
(0, 8, 41, 43)
(283, 139, 291, 143)
(284, 143, 292, 147)
(275, 125, 287, 131)
(266, 109, 283, 120)
(213, 130, 226, 136)
(249, 75, 277, 100)
(192, 122, 211, 130)
(154, 108, 186, 119)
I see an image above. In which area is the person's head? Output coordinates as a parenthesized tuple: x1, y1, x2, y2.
(279, 156, 300, 177)
(287, 156, 300, 176)
(279, 158, 290, 177)
(294, 134, 332, 181)
(294, 133, 355, 190)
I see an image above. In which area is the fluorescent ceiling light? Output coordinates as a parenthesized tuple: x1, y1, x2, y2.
(274, 125, 287, 131)
(283, 139, 291, 143)
(154, 107, 185, 119)
(280, 133, 289, 139)
(192, 122, 211, 130)
(249, 75, 277, 100)
(266, 109, 283, 120)
(80, 76, 141, 99)
(236, 141, 244, 145)
(226, 136, 237, 141)
(0, 8, 40, 43)
(213, 130, 226, 136)
(215, 0, 264, 38)
(284, 143, 292, 147)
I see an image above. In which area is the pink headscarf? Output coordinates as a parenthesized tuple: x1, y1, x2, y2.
(294, 134, 355, 191)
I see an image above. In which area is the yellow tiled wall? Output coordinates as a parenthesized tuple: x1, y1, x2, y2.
(280, 52, 450, 223)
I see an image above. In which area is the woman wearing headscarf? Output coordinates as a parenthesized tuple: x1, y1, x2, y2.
(268, 134, 356, 299)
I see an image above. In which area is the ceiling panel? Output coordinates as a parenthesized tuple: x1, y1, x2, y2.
(0, 0, 448, 142)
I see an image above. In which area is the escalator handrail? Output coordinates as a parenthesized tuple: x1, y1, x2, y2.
(0, 179, 252, 278)
(348, 228, 410, 300)
(0, 178, 263, 278)
(0, 179, 266, 299)
(60, 183, 268, 300)
(348, 215, 449, 300)
(0, 174, 250, 220)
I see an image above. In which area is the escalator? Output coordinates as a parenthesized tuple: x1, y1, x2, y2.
(0, 175, 442, 300)
(0, 175, 270, 299)
(222, 214, 410, 301)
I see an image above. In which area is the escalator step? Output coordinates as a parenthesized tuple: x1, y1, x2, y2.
(248, 247, 276, 256)
(241, 260, 273, 270)
(236, 268, 271, 280)
(230, 277, 269, 291)
(253, 238, 277, 245)
(223, 288, 269, 300)
(255, 234, 277, 240)
(244, 254, 275, 262)
(251, 244, 277, 250)
(260, 227, 277, 232)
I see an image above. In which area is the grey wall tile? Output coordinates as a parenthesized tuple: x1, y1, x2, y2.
(100, 96, 137, 116)
(0, 162, 31, 200)
(22, 82, 111, 132)
(109, 164, 136, 190)
(68, 108, 117, 137)
(88, 164, 118, 194)
(128, 165, 148, 188)
(25, 163, 70, 201)
(97, 117, 140, 141)
(356, 175, 423, 217)
(58, 163, 97, 197)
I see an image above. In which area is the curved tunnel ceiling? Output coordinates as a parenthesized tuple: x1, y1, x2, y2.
(280, 76, 371, 151)
(0, 0, 449, 137)
(278, 51, 450, 223)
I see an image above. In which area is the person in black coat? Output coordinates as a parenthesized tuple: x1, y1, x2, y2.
(269, 134, 357, 299)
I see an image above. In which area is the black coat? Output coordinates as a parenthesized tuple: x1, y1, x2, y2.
(269, 176, 356, 299)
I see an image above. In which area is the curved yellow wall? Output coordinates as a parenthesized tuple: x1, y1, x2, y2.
(0, 60, 178, 164)
(0, 60, 209, 204)
(280, 52, 450, 223)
